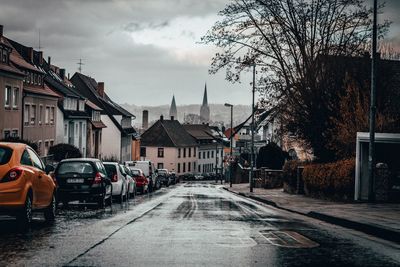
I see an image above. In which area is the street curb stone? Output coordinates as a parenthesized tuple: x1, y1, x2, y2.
(223, 187, 400, 244)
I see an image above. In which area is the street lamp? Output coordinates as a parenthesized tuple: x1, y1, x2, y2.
(224, 103, 233, 188)
(250, 63, 256, 193)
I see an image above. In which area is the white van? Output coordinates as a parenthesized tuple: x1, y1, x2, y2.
(125, 161, 160, 191)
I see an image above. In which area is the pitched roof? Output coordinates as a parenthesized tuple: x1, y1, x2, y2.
(183, 124, 215, 140)
(24, 84, 60, 98)
(141, 119, 197, 147)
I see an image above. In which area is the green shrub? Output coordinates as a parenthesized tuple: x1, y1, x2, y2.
(303, 159, 355, 200)
(48, 143, 82, 162)
(282, 160, 301, 193)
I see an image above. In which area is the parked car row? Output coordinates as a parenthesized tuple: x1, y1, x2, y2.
(0, 145, 181, 228)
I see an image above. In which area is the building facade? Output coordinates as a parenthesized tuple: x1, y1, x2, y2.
(140, 116, 198, 175)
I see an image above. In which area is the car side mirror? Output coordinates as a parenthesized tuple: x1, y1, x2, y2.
(45, 164, 55, 174)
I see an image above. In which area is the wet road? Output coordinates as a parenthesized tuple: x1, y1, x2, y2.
(0, 182, 399, 266)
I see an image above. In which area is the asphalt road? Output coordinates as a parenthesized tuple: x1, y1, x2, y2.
(0, 181, 399, 266)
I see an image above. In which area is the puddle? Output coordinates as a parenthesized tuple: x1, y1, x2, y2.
(260, 230, 319, 248)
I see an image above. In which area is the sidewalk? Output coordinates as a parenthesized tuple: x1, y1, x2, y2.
(224, 183, 400, 244)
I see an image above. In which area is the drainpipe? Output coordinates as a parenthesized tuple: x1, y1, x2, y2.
(21, 92, 27, 139)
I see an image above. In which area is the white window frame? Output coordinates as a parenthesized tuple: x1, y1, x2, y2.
(24, 104, 30, 126)
(12, 87, 19, 109)
(4, 86, 11, 108)
(30, 105, 36, 125)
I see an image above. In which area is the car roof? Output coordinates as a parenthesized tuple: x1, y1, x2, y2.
(0, 142, 27, 150)
(103, 162, 120, 165)
(60, 158, 101, 163)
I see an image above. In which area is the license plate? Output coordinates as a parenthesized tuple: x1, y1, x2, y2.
(67, 178, 84, 183)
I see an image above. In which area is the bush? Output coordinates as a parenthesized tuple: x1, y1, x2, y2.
(282, 160, 301, 193)
(303, 159, 355, 200)
(48, 143, 82, 162)
(1, 137, 38, 153)
(256, 142, 286, 169)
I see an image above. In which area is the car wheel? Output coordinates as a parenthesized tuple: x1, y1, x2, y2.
(44, 193, 56, 222)
(17, 193, 33, 228)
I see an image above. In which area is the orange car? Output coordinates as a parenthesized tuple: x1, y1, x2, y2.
(0, 142, 56, 226)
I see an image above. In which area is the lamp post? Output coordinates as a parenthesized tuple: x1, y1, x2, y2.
(250, 63, 256, 193)
(224, 103, 233, 188)
(368, 0, 378, 202)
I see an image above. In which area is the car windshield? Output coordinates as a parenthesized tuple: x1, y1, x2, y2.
(104, 164, 117, 177)
(130, 169, 141, 176)
(0, 146, 13, 165)
(58, 162, 94, 174)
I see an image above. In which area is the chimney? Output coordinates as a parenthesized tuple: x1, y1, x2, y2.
(28, 47, 34, 62)
(48, 56, 51, 66)
(0, 25, 3, 37)
(68, 73, 70, 80)
(160, 115, 164, 122)
(38, 51, 43, 66)
(171, 116, 174, 121)
(97, 82, 105, 97)
(142, 110, 149, 130)
(60, 69, 66, 80)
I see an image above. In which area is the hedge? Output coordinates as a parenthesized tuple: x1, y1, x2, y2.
(302, 159, 355, 200)
(48, 143, 82, 162)
(282, 160, 301, 193)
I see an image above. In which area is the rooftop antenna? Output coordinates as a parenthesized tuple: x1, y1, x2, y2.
(35, 29, 43, 51)
(77, 58, 84, 73)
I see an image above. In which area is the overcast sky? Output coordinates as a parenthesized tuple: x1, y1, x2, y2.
(1, 0, 399, 106)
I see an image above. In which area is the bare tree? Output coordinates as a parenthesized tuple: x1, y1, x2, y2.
(202, 0, 390, 162)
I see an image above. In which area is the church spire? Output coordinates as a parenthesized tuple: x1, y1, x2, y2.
(169, 95, 177, 119)
(200, 83, 210, 123)
(202, 83, 208, 106)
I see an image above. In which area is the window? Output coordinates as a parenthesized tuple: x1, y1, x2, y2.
(44, 141, 49, 155)
(45, 106, 50, 124)
(28, 148, 44, 170)
(11, 129, 18, 138)
(193, 162, 196, 171)
(198, 165, 200, 172)
(188, 162, 191, 172)
(177, 163, 181, 173)
(140, 147, 146, 157)
(183, 148, 186, 158)
(3, 130, 10, 139)
(30, 105, 36, 125)
(39, 105, 43, 124)
(193, 147, 196, 155)
(188, 148, 191, 157)
(79, 100, 85, 111)
(199, 152, 201, 159)
(4, 86, 11, 108)
(178, 148, 181, 158)
(20, 150, 32, 166)
(183, 162, 186, 173)
(157, 163, 164, 169)
(12, 88, 18, 108)
(157, 147, 164, 158)
(207, 151, 210, 159)
(50, 107, 55, 124)
(203, 151, 206, 159)
(24, 105, 30, 126)
(211, 151, 214, 158)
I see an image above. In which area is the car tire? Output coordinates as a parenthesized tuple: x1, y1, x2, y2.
(44, 194, 56, 223)
(17, 193, 33, 228)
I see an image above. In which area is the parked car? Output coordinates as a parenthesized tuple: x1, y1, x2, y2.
(157, 169, 170, 187)
(125, 161, 160, 192)
(55, 158, 112, 208)
(122, 165, 137, 198)
(103, 162, 129, 203)
(129, 168, 148, 194)
(0, 142, 56, 227)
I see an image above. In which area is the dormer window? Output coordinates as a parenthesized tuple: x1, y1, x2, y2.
(78, 100, 85, 111)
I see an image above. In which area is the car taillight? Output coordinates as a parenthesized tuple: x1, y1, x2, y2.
(1, 167, 24, 183)
(93, 172, 102, 184)
(111, 174, 118, 182)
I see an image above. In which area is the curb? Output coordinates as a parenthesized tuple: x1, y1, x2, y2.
(223, 187, 400, 244)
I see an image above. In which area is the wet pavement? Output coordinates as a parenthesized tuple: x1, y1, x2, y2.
(0, 181, 399, 266)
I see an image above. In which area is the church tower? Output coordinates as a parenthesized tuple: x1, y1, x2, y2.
(169, 95, 177, 119)
(200, 83, 210, 123)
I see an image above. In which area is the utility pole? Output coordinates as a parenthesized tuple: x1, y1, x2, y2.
(250, 63, 256, 193)
(368, 0, 378, 202)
